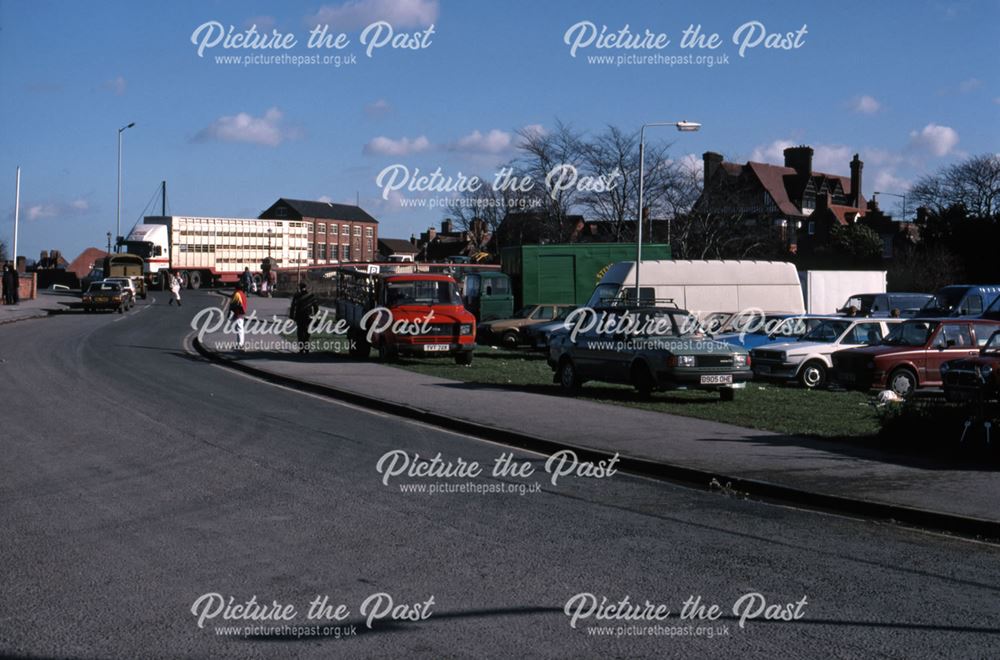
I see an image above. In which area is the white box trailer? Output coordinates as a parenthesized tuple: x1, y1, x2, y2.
(124, 215, 309, 289)
(587, 260, 805, 315)
(798, 270, 887, 314)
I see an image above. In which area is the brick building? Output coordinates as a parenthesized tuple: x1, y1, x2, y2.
(259, 198, 378, 264)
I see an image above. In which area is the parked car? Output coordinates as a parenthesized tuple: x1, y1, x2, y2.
(980, 295, 1000, 321)
(831, 318, 1000, 397)
(837, 292, 932, 318)
(751, 318, 902, 388)
(715, 314, 832, 350)
(81, 281, 129, 313)
(479, 304, 575, 348)
(918, 285, 1000, 318)
(547, 306, 752, 400)
(942, 330, 1000, 402)
(102, 277, 137, 310)
(522, 306, 579, 350)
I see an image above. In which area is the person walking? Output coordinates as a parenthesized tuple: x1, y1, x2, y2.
(240, 267, 254, 295)
(2, 264, 18, 305)
(228, 282, 249, 349)
(288, 281, 319, 353)
(168, 272, 182, 306)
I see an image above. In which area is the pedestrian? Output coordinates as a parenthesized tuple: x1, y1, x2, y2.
(2, 264, 18, 305)
(240, 267, 254, 294)
(228, 282, 249, 349)
(168, 272, 182, 306)
(289, 281, 319, 353)
(267, 269, 276, 298)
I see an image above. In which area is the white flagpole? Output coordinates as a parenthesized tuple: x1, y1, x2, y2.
(13, 166, 20, 269)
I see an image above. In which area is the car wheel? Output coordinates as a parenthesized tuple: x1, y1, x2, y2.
(798, 361, 827, 389)
(720, 387, 736, 402)
(348, 331, 371, 358)
(501, 330, 520, 349)
(557, 358, 580, 395)
(888, 367, 917, 397)
(631, 363, 655, 399)
(378, 341, 398, 363)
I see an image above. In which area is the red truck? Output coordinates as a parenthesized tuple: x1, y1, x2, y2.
(335, 268, 477, 364)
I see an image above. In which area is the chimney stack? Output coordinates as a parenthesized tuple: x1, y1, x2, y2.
(703, 152, 723, 182)
(441, 218, 453, 234)
(850, 153, 863, 208)
(783, 146, 814, 178)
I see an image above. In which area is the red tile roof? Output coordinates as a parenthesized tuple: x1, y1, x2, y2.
(66, 247, 108, 279)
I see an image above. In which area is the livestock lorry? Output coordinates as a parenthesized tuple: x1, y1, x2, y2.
(123, 215, 309, 289)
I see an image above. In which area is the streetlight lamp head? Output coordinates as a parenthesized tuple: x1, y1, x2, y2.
(127, 122, 135, 128)
(675, 121, 701, 132)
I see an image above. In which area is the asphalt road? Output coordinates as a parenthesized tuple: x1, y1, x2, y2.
(2, 291, 999, 659)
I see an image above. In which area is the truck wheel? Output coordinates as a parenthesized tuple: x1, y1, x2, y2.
(888, 367, 917, 398)
(798, 360, 827, 389)
(455, 351, 473, 366)
(159, 274, 169, 291)
(501, 330, 520, 349)
(378, 341, 398, 363)
(557, 358, 580, 395)
(348, 332, 371, 358)
(188, 271, 202, 290)
(720, 387, 736, 402)
(178, 271, 189, 289)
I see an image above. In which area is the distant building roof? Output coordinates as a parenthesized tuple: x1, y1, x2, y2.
(260, 198, 378, 223)
(378, 238, 418, 254)
(66, 247, 109, 278)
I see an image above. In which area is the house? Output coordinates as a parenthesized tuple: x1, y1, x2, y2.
(259, 198, 378, 264)
(377, 238, 419, 261)
(66, 247, 109, 279)
(415, 219, 491, 261)
(697, 146, 867, 253)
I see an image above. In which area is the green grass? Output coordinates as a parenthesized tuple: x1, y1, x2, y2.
(296, 337, 879, 439)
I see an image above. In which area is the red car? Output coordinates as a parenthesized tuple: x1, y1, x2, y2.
(942, 329, 1000, 402)
(831, 319, 1000, 397)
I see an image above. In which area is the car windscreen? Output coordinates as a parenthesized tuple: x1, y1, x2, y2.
(922, 289, 965, 312)
(633, 312, 684, 337)
(386, 280, 461, 306)
(801, 320, 852, 343)
(883, 321, 938, 346)
(587, 283, 621, 307)
(89, 283, 120, 292)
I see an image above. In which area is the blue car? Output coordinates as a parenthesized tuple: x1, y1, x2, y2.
(714, 314, 833, 350)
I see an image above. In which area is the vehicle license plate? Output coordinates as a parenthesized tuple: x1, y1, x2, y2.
(756, 365, 771, 375)
(424, 344, 450, 352)
(700, 374, 733, 385)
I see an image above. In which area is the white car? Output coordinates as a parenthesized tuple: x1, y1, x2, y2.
(102, 277, 137, 309)
(750, 318, 903, 388)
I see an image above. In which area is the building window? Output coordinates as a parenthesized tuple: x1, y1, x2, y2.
(342, 244, 350, 261)
(330, 224, 337, 236)
(354, 226, 362, 237)
(318, 223, 326, 234)
(365, 227, 374, 238)
(307, 242, 313, 258)
(808, 221, 816, 235)
(342, 225, 350, 236)
(319, 243, 327, 260)
(366, 238, 373, 255)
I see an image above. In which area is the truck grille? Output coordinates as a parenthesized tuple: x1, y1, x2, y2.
(753, 350, 784, 362)
(426, 323, 457, 336)
(696, 355, 735, 367)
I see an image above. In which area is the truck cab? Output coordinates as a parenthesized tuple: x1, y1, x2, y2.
(462, 271, 514, 322)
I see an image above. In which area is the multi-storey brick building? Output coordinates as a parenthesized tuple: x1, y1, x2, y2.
(259, 198, 378, 264)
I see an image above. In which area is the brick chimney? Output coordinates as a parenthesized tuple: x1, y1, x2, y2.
(783, 146, 813, 177)
(703, 151, 723, 182)
(427, 226, 437, 242)
(441, 218, 453, 234)
(850, 153, 863, 208)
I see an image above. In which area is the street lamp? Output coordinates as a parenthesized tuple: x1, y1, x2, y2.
(116, 122, 136, 252)
(873, 190, 906, 222)
(635, 120, 701, 302)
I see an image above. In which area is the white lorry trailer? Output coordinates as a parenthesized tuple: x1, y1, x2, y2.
(123, 215, 309, 289)
(798, 270, 887, 314)
(586, 260, 806, 315)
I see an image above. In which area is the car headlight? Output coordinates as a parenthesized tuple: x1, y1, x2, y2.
(460, 324, 473, 335)
(979, 365, 993, 382)
(670, 354, 696, 367)
(940, 362, 950, 374)
(777, 352, 787, 363)
(733, 353, 748, 368)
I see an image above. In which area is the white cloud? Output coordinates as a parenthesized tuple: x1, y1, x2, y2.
(872, 169, 911, 193)
(244, 15, 276, 30)
(958, 78, 982, 93)
(23, 198, 91, 222)
(363, 135, 431, 156)
(908, 123, 959, 157)
(307, 0, 438, 30)
(317, 195, 335, 203)
(450, 129, 514, 154)
(750, 139, 853, 173)
(365, 99, 392, 117)
(851, 95, 881, 114)
(194, 108, 294, 147)
(103, 75, 127, 96)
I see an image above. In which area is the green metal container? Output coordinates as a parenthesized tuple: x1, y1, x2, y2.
(501, 243, 672, 308)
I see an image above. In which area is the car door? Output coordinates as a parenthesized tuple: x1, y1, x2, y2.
(926, 323, 976, 384)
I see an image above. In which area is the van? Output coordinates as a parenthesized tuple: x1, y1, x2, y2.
(919, 285, 1000, 318)
(586, 260, 805, 316)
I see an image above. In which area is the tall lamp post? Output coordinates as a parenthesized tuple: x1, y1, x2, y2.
(635, 120, 701, 302)
(116, 122, 136, 252)
(873, 190, 906, 221)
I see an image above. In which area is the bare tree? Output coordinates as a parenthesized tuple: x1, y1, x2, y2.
(513, 121, 586, 242)
(910, 153, 1000, 218)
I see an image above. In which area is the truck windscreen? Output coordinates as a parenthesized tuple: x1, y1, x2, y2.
(123, 241, 153, 258)
(387, 281, 461, 306)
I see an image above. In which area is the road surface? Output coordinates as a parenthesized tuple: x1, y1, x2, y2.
(2, 292, 998, 658)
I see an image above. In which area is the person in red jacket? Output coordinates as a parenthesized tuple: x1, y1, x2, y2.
(228, 282, 249, 349)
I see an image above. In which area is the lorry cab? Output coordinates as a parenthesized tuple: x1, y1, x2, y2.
(462, 271, 514, 322)
(919, 285, 1000, 318)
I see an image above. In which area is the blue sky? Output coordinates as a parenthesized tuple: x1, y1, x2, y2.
(1, 0, 998, 261)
